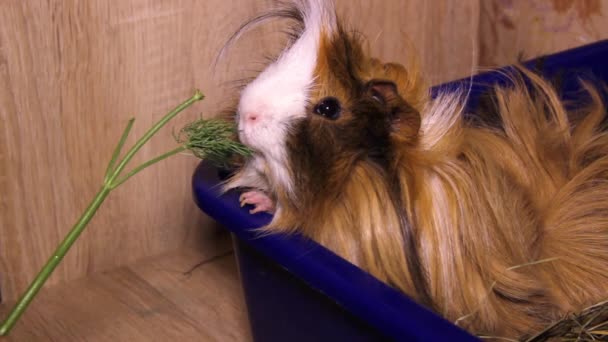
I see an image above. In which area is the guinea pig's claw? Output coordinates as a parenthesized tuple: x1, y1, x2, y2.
(239, 190, 276, 214)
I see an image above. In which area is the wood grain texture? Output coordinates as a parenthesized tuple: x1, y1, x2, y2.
(0, 245, 251, 341)
(0, 0, 483, 302)
(479, 0, 608, 68)
(335, 0, 481, 85)
(0, 0, 272, 302)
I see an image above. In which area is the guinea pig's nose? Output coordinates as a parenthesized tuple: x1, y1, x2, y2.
(245, 112, 260, 122)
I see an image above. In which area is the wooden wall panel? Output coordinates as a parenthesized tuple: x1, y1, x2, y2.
(0, 0, 275, 301)
(479, 0, 608, 68)
(336, 0, 481, 85)
(0, 0, 481, 301)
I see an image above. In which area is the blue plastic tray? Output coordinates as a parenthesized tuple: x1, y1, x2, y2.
(192, 40, 608, 342)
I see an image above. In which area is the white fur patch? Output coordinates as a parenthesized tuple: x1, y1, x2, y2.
(237, 0, 337, 195)
(223, 156, 269, 193)
(419, 90, 465, 151)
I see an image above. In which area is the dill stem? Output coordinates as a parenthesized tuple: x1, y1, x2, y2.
(0, 90, 204, 336)
(0, 186, 110, 336)
(107, 90, 204, 186)
(104, 118, 135, 183)
(110, 145, 187, 189)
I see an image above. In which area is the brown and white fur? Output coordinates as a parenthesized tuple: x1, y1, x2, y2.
(220, 0, 608, 338)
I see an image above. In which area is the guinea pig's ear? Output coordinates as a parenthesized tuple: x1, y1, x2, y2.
(365, 79, 421, 143)
(366, 80, 399, 105)
(365, 59, 427, 112)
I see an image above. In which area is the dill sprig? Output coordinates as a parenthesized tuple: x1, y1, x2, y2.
(176, 118, 251, 166)
(0, 89, 249, 336)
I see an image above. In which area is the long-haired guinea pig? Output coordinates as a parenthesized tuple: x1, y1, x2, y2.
(219, 0, 608, 338)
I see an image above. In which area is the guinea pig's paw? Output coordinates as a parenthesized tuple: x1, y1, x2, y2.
(239, 190, 276, 214)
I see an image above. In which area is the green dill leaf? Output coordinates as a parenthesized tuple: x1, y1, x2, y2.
(176, 118, 251, 167)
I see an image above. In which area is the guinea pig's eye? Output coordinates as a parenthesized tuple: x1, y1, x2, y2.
(313, 97, 341, 120)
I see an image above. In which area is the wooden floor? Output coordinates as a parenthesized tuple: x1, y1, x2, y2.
(0, 244, 252, 342)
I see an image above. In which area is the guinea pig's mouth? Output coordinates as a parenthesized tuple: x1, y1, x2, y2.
(237, 130, 262, 156)
(237, 127, 251, 146)
(238, 125, 262, 146)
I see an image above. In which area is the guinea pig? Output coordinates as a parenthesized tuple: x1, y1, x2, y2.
(219, 0, 608, 339)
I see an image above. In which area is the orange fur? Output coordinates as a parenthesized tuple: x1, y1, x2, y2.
(296, 70, 604, 338)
